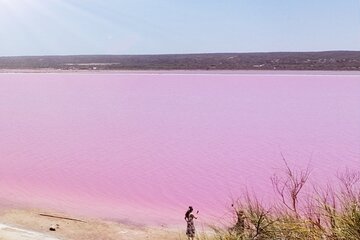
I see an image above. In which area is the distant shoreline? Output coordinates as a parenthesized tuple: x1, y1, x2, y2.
(1, 51, 360, 71)
(1, 69, 360, 75)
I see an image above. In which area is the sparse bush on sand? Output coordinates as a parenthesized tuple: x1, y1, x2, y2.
(207, 156, 360, 240)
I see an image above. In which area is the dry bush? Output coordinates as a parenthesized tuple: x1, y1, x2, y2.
(212, 157, 360, 240)
(271, 153, 311, 217)
(229, 193, 275, 239)
(330, 169, 360, 239)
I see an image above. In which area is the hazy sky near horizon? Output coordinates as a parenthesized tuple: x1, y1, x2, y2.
(0, 0, 359, 56)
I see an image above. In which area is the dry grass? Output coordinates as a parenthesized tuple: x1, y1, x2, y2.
(206, 158, 360, 240)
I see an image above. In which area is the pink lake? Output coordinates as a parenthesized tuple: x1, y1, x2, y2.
(0, 72, 359, 226)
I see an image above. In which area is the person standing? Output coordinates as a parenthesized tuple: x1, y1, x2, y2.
(185, 206, 198, 240)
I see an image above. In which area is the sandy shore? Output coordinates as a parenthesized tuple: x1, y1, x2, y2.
(0, 208, 186, 240)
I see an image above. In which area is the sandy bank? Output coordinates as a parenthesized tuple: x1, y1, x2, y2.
(0, 223, 60, 240)
(0, 208, 184, 240)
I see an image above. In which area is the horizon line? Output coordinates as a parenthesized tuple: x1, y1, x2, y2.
(1, 50, 360, 58)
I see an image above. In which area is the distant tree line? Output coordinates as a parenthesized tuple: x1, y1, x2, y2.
(1, 51, 360, 71)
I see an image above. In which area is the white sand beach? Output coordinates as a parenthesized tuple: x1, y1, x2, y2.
(0, 223, 60, 240)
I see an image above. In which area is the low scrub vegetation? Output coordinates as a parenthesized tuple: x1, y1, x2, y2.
(210, 155, 360, 240)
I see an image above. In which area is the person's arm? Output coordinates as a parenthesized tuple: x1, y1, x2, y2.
(194, 210, 199, 219)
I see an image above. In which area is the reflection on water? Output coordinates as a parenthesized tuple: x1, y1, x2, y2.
(0, 73, 359, 225)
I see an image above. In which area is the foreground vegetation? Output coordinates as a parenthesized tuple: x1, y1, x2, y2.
(210, 156, 360, 240)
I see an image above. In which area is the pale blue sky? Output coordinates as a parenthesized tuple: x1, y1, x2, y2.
(0, 0, 359, 56)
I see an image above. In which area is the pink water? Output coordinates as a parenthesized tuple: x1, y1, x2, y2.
(0, 72, 359, 226)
